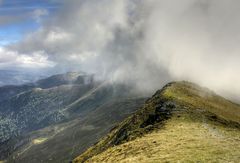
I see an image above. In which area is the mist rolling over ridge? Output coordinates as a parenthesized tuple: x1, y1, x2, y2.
(0, 0, 239, 100)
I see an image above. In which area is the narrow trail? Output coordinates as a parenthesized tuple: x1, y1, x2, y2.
(202, 117, 225, 139)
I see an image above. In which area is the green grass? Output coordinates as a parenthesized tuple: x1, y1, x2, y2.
(162, 81, 240, 123)
(74, 81, 240, 163)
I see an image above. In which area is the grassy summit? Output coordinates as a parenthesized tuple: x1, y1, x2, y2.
(163, 81, 240, 123)
(73, 81, 240, 163)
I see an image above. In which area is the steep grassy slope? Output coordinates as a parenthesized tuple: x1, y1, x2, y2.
(74, 81, 240, 163)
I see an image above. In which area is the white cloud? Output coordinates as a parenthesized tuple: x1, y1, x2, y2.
(32, 8, 49, 23)
(10, 0, 128, 58)
(45, 28, 71, 43)
(0, 47, 55, 69)
(4, 0, 240, 100)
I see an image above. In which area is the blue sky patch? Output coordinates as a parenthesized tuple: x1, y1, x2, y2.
(0, 0, 62, 46)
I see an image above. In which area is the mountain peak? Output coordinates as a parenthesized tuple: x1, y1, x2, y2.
(161, 81, 240, 123)
(35, 72, 94, 89)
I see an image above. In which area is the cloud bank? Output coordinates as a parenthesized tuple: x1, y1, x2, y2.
(3, 0, 240, 99)
(0, 47, 55, 70)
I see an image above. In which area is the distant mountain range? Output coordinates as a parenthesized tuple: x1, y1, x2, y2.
(0, 72, 146, 163)
(0, 70, 46, 86)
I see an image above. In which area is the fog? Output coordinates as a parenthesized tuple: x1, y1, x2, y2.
(3, 0, 240, 99)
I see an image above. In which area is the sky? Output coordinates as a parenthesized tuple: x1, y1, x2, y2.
(0, 0, 240, 100)
(0, 0, 61, 46)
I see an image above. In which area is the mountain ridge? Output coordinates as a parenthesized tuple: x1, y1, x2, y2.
(74, 81, 240, 163)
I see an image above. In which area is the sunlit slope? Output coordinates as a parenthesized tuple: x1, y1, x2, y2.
(74, 81, 240, 163)
(163, 82, 240, 123)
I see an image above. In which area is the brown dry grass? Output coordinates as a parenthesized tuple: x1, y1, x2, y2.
(87, 114, 240, 163)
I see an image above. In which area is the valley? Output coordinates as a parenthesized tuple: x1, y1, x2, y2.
(0, 72, 146, 162)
